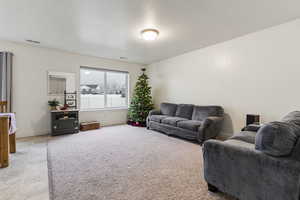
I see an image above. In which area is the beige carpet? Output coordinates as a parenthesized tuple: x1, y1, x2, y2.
(0, 136, 49, 200)
(48, 125, 234, 200)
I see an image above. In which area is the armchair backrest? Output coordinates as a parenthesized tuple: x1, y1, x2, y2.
(290, 138, 300, 162)
(281, 111, 300, 159)
(255, 111, 300, 159)
(281, 111, 300, 136)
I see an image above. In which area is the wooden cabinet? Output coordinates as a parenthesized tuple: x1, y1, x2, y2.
(51, 110, 79, 136)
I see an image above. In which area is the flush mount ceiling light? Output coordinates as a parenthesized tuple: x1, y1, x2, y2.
(141, 29, 159, 41)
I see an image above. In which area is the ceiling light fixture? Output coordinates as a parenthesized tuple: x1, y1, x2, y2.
(141, 29, 159, 41)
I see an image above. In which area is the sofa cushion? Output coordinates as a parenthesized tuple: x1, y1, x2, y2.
(192, 106, 224, 121)
(175, 104, 194, 119)
(160, 103, 178, 116)
(255, 121, 298, 156)
(230, 131, 257, 144)
(177, 120, 202, 131)
(161, 117, 188, 126)
(149, 115, 169, 123)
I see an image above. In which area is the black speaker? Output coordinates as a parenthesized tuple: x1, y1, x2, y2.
(246, 114, 260, 125)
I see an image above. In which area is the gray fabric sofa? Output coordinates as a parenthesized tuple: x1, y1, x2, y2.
(147, 102, 224, 144)
(203, 111, 300, 200)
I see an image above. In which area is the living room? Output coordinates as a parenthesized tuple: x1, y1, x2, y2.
(1, 1, 300, 200)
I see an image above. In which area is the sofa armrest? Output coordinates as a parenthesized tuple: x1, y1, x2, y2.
(148, 109, 161, 116)
(198, 116, 223, 143)
(146, 109, 161, 128)
(203, 139, 300, 200)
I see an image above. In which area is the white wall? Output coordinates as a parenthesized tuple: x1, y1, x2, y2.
(0, 40, 142, 138)
(147, 19, 300, 137)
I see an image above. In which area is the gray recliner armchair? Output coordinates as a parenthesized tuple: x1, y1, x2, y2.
(147, 102, 224, 144)
(203, 111, 300, 200)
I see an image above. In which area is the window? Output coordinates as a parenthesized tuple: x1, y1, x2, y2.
(80, 67, 129, 110)
(49, 76, 66, 95)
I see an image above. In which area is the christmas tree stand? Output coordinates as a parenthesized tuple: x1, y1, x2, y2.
(127, 120, 147, 127)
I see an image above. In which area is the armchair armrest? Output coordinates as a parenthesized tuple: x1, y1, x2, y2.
(203, 139, 300, 200)
(198, 116, 223, 143)
(204, 139, 300, 172)
(148, 109, 161, 116)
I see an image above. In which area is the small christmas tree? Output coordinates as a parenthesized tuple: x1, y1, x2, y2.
(128, 68, 154, 126)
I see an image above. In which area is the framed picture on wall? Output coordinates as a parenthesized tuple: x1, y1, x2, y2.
(66, 94, 75, 100)
(64, 91, 77, 109)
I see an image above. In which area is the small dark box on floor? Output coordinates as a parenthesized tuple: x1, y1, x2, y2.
(80, 121, 100, 131)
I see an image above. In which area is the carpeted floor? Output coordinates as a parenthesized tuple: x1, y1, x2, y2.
(47, 125, 234, 200)
(0, 136, 49, 200)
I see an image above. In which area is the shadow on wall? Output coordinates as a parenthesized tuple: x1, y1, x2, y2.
(219, 113, 234, 139)
(150, 84, 167, 108)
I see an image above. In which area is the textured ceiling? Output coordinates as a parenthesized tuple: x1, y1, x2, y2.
(0, 0, 300, 64)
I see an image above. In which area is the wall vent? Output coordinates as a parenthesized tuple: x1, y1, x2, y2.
(25, 39, 40, 44)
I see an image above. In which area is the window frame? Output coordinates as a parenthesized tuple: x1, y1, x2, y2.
(79, 66, 129, 111)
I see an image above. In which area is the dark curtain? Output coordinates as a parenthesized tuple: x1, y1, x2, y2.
(0, 52, 13, 112)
